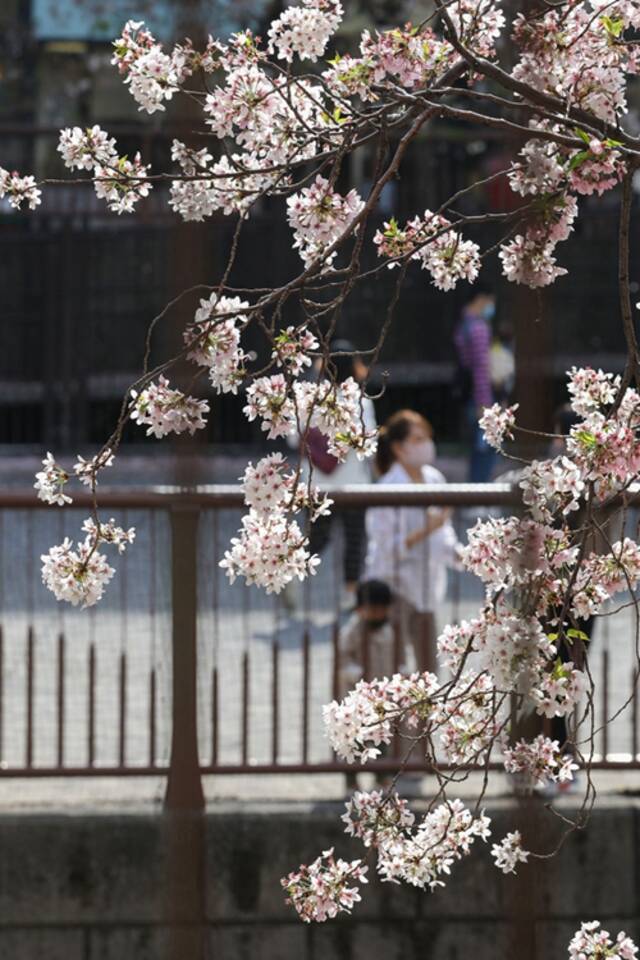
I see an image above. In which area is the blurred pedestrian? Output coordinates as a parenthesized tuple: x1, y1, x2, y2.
(454, 284, 497, 482)
(305, 340, 377, 599)
(365, 410, 460, 675)
(338, 579, 403, 696)
(338, 579, 404, 792)
(490, 319, 515, 405)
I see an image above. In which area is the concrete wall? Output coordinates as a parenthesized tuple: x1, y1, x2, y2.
(0, 799, 637, 959)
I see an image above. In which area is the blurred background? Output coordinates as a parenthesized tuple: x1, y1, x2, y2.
(2, 7, 640, 959)
(2, 0, 639, 463)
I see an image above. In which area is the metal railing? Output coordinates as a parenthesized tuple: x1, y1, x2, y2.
(0, 485, 638, 800)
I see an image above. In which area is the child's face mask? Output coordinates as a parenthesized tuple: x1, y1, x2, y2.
(365, 617, 389, 631)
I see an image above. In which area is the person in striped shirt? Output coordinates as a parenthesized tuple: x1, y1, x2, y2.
(454, 285, 497, 482)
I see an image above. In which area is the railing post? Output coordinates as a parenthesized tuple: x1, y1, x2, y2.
(164, 503, 205, 960)
(166, 503, 204, 807)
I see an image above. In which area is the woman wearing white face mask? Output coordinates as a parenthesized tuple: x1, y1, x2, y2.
(364, 410, 459, 675)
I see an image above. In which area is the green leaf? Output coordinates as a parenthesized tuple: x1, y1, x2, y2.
(567, 149, 590, 171)
(601, 14, 624, 38)
(575, 429, 597, 448)
(566, 628, 590, 643)
(573, 127, 591, 145)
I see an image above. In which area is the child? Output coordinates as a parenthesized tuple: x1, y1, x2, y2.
(338, 579, 407, 792)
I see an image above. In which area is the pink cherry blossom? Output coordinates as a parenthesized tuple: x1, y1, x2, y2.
(129, 376, 209, 438)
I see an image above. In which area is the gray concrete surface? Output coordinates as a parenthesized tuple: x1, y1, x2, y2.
(0, 799, 637, 959)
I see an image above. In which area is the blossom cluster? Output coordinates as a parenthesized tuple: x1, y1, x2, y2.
(374, 212, 480, 291)
(491, 831, 529, 875)
(503, 735, 578, 789)
(34, 449, 115, 505)
(220, 510, 319, 594)
(111, 20, 192, 114)
(58, 125, 152, 214)
(281, 848, 367, 923)
(286, 794, 490, 919)
(272, 326, 319, 376)
(243, 375, 377, 461)
(219, 453, 333, 592)
(184, 293, 249, 394)
(323, 671, 439, 763)
(129, 376, 209, 438)
(0, 167, 41, 211)
(287, 175, 364, 268)
(568, 922, 638, 959)
(268, 0, 343, 63)
(478, 403, 518, 450)
(41, 538, 116, 608)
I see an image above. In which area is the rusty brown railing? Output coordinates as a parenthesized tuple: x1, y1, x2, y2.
(0, 484, 638, 804)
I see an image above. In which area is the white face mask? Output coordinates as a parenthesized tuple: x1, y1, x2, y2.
(403, 439, 435, 468)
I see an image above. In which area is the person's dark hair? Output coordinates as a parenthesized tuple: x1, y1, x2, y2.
(327, 338, 359, 384)
(375, 409, 433, 475)
(356, 579, 392, 608)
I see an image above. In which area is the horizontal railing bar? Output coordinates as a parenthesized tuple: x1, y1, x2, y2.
(0, 483, 527, 510)
(0, 767, 169, 777)
(2, 481, 640, 510)
(0, 759, 637, 777)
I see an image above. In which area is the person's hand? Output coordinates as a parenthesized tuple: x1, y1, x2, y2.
(426, 507, 451, 531)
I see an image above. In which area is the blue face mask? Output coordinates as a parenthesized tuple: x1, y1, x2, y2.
(482, 302, 496, 321)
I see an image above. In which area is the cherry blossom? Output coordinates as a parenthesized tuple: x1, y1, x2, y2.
(342, 790, 415, 848)
(568, 366, 620, 417)
(268, 0, 343, 63)
(219, 510, 320, 593)
(93, 153, 152, 214)
(287, 175, 364, 268)
(531, 660, 587, 719)
(503, 735, 578, 789)
(129, 376, 209, 438)
(479, 403, 518, 450)
(34, 453, 71, 506)
(58, 126, 118, 171)
(491, 831, 529, 875)
(358, 25, 452, 89)
(272, 326, 319, 376)
(73, 450, 115, 487)
(375, 800, 491, 890)
(243, 375, 296, 439)
(439, 672, 501, 765)
(184, 293, 249, 393)
(241, 453, 331, 521)
(568, 922, 638, 959)
(41, 537, 116, 608)
(323, 672, 440, 763)
(112, 20, 191, 113)
(281, 848, 367, 923)
(299, 377, 379, 461)
(519, 457, 585, 521)
(81, 518, 136, 555)
(447, 0, 505, 58)
(374, 212, 481, 290)
(499, 234, 567, 288)
(0, 167, 41, 211)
